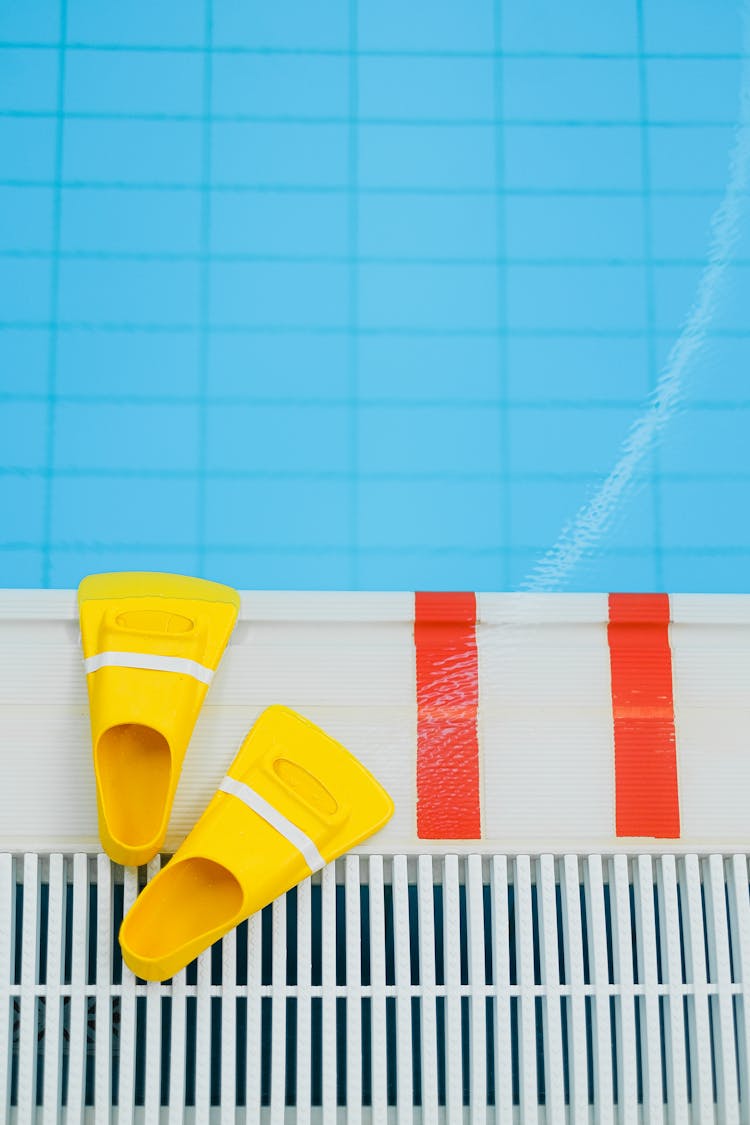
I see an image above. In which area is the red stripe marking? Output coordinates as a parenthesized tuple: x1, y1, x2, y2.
(607, 593, 680, 838)
(415, 592, 481, 839)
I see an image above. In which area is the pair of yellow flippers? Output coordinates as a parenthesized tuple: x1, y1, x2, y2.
(79, 572, 394, 982)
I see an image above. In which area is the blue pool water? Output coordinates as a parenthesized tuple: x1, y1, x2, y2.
(1, 0, 749, 593)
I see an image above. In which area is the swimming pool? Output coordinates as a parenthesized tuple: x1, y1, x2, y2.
(3, 5, 750, 1118)
(1, 0, 749, 594)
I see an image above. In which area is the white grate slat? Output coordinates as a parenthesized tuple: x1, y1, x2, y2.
(245, 905, 263, 1123)
(560, 854, 587, 1123)
(633, 854, 664, 1125)
(368, 855, 388, 1123)
(120, 865, 139, 1125)
(194, 943, 212, 1123)
(167, 960, 188, 1125)
(320, 863, 337, 1125)
(143, 857, 163, 1125)
(295, 877, 312, 1125)
(584, 852, 614, 1125)
(344, 855, 363, 1125)
(0, 854, 13, 1123)
(610, 853, 638, 1124)
(269, 892, 287, 1125)
(220, 926, 237, 1125)
(41, 853, 65, 1124)
(682, 853, 715, 1123)
(705, 853, 740, 1123)
(94, 853, 112, 1119)
(466, 853, 487, 1124)
(218, 922, 236, 1125)
(66, 852, 89, 1122)
(392, 853, 413, 1125)
(443, 854, 464, 1123)
(656, 853, 689, 1120)
(417, 855, 439, 1123)
(491, 855, 513, 1122)
(537, 854, 564, 1123)
(514, 854, 537, 1123)
(16, 852, 39, 1119)
(728, 854, 750, 1108)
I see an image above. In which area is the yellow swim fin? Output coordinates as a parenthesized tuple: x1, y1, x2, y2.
(79, 571, 240, 867)
(119, 705, 394, 981)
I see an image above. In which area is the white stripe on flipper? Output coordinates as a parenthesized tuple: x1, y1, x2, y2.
(84, 650, 214, 685)
(218, 775, 326, 873)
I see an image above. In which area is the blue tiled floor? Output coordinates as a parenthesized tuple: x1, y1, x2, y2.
(1, 0, 749, 592)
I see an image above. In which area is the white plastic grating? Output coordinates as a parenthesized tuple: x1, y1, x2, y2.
(3, 852, 750, 1122)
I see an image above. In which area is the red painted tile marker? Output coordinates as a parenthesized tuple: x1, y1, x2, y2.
(608, 593, 680, 838)
(415, 591, 481, 839)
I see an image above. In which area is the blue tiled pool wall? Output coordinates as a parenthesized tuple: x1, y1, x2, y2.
(1, 0, 749, 592)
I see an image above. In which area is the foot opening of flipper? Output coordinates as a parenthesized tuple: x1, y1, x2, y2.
(121, 858, 243, 976)
(96, 724, 171, 853)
